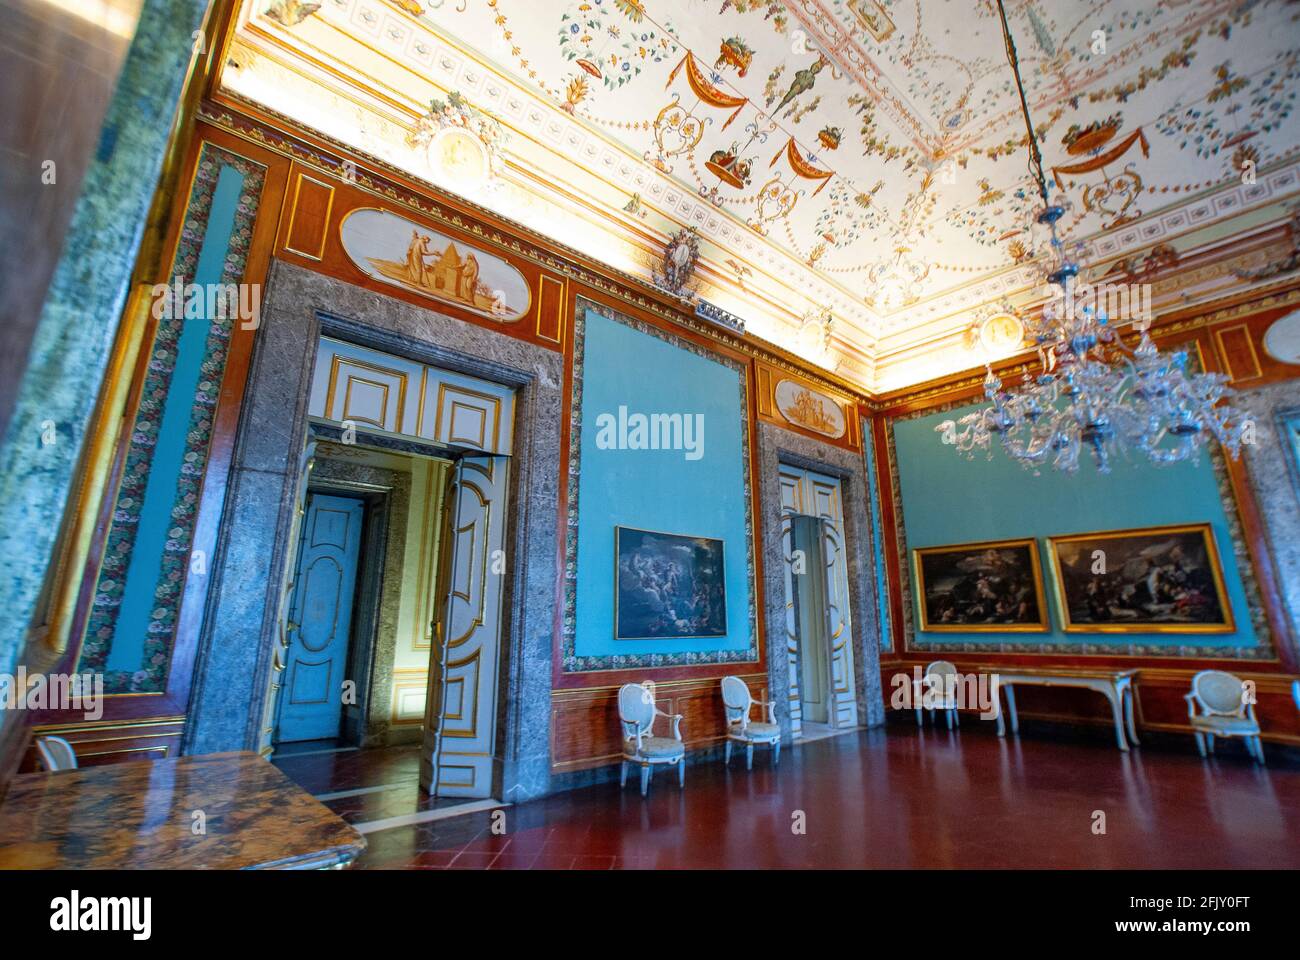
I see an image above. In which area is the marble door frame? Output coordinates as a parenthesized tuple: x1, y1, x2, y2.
(185, 260, 564, 800)
(756, 420, 887, 739)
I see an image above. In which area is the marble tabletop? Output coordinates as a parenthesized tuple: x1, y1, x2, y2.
(0, 750, 366, 869)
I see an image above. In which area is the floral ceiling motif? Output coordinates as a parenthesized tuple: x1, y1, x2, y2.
(229, 0, 1300, 385)
(410, 0, 1298, 311)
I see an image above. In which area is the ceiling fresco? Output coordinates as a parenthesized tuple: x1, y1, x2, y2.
(225, 0, 1300, 389)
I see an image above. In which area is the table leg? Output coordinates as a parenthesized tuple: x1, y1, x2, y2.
(1122, 684, 1140, 746)
(1106, 688, 1129, 751)
(1005, 684, 1019, 735)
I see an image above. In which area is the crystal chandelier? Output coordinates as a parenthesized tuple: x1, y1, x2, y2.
(938, 0, 1248, 474)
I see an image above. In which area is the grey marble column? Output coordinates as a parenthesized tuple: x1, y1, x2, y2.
(1241, 380, 1300, 663)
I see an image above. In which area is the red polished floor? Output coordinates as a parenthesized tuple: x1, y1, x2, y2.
(275, 726, 1300, 869)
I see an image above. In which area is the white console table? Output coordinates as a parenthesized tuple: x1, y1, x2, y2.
(987, 667, 1140, 752)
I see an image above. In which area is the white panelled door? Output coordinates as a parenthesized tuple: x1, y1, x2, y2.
(421, 455, 510, 798)
(779, 465, 857, 733)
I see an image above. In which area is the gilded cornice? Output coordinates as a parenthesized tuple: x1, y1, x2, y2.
(197, 99, 875, 404)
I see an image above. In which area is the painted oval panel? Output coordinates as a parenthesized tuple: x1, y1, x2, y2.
(340, 208, 530, 322)
(774, 379, 846, 439)
(1263, 310, 1300, 365)
(300, 556, 344, 653)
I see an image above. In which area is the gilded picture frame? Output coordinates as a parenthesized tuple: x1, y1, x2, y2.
(1046, 523, 1235, 634)
(912, 537, 1049, 633)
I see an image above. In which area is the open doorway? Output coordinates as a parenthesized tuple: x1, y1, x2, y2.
(258, 336, 521, 808)
(780, 465, 858, 741)
(272, 443, 453, 755)
(790, 514, 834, 735)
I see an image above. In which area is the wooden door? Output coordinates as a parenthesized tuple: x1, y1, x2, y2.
(421, 455, 509, 797)
(276, 493, 365, 743)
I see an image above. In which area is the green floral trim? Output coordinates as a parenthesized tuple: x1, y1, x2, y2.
(79, 146, 266, 693)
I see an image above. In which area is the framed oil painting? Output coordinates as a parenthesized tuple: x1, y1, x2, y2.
(614, 526, 727, 640)
(1047, 523, 1234, 633)
(912, 538, 1049, 632)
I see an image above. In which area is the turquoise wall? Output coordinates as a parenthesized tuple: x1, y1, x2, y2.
(574, 310, 753, 659)
(892, 403, 1259, 649)
(108, 166, 246, 674)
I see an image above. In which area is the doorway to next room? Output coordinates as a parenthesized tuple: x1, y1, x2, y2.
(273, 445, 453, 755)
(780, 465, 859, 742)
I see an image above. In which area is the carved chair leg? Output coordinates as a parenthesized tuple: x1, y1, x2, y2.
(620, 760, 628, 788)
(1193, 732, 1207, 757)
(915, 707, 922, 727)
(945, 708, 954, 730)
(640, 764, 650, 797)
(773, 740, 781, 766)
(678, 759, 685, 788)
(1251, 736, 1265, 764)
(1206, 734, 1215, 754)
(724, 740, 732, 765)
(746, 743, 754, 771)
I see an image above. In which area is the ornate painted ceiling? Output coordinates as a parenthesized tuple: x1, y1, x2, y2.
(223, 0, 1300, 390)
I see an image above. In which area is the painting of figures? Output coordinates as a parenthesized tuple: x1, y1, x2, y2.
(1048, 524, 1234, 633)
(912, 538, 1049, 632)
(615, 527, 727, 640)
(339, 208, 530, 321)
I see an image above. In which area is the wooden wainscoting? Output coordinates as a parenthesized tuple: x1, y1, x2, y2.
(551, 673, 769, 773)
(880, 659, 1300, 746)
(21, 717, 185, 770)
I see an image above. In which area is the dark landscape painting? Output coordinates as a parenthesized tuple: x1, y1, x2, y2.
(615, 527, 727, 640)
(1049, 524, 1233, 632)
(913, 538, 1048, 632)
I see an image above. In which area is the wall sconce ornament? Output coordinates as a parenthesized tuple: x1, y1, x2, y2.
(653, 225, 701, 299)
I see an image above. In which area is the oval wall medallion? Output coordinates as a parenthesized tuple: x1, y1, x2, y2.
(1263, 310, 1300, 365)
(340, 208, 530, 322)
(774, 378, 847, 439)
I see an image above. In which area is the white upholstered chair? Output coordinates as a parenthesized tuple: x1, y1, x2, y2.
(721, 675, 780, 769)
(34, 736, 78, 772)
(1185, 670, 1264, 763)
(915, 660, 961, 730)
(618, 682, 686, 796)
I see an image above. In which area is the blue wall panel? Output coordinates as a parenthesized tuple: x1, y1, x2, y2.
(892, 402, 1260, 650)
(574, 309, 753, 660)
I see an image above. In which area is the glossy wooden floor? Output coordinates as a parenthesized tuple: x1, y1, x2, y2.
(274, 725, 1300, 869)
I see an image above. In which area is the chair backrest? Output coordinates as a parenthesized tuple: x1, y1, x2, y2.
(923, 660, 959, 707)
(720, 675, 751, 725)
(1192, 670, 1246, 716)
(618, 682, 655, 738)
(35, 736, 78, 772)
